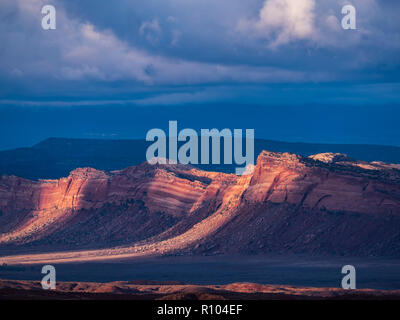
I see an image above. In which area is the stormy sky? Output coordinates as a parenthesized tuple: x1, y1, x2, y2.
(0, 0, 399, 149)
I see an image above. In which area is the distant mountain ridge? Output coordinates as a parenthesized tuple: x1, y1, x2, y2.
(1, 137, 400, 180)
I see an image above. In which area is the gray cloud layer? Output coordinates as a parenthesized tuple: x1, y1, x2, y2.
(0, 0, 399, 104)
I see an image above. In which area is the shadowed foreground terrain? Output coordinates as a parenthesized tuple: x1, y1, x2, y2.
(1, 279, 400, 300)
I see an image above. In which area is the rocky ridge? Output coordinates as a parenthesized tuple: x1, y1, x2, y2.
(0, 150, 399, 262)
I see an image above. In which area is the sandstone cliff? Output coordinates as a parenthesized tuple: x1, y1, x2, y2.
(0, 150, 399, 260)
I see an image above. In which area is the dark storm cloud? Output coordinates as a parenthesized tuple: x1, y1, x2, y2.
(0, 0, 399, 104)
(0, 0, 399, 150)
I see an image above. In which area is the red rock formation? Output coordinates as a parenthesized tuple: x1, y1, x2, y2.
(0, 150, 399, 258)
(0, 162, 235, 247)
(245, 151, 400, 215)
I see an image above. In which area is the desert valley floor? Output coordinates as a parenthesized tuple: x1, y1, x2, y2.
(1, 255, 400, 299)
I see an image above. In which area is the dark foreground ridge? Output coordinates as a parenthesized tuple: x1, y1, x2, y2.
(1, 279, 400, 300)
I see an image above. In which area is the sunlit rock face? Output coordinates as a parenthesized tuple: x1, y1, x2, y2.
(244, 151, 400, 215)
(0, 162, 234, 247)
(0, 150, 399, 257)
